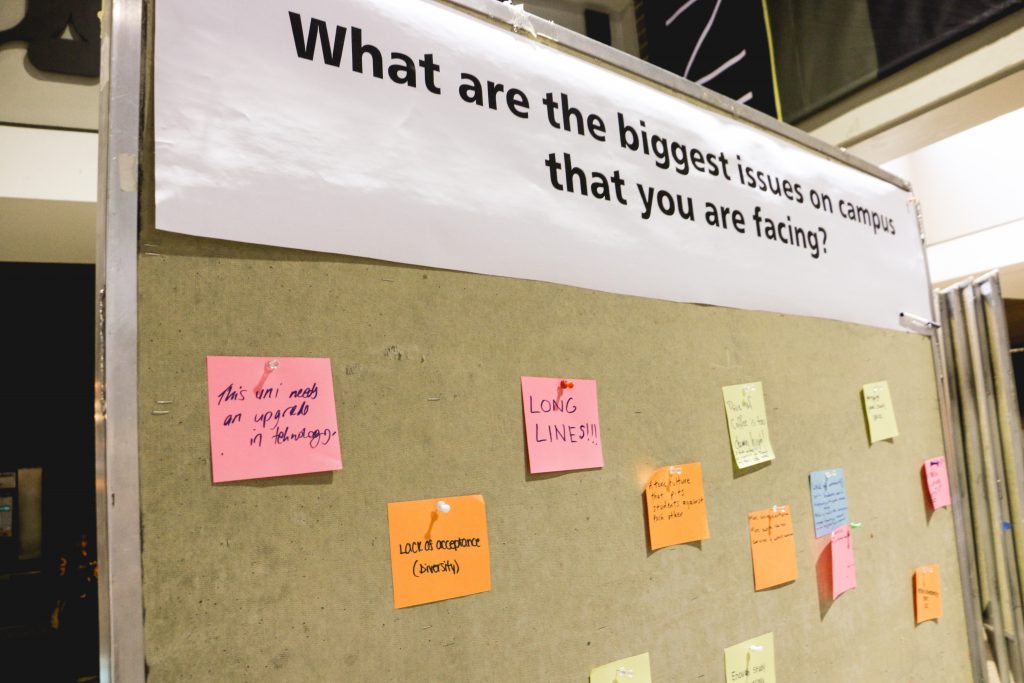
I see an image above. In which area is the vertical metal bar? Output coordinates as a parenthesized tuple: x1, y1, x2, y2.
(95, 0, 145, 680)
(967, 278, 1024, 682)
(978, 274, 1024, 668)
(946, 283, 1011, 681)
(934, 289, 988, 683)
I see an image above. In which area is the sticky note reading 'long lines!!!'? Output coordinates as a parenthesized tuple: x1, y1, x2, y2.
(723, 382, 775, 469)
(521, 376, 603, 473)
(387, 495, 490, 609)
(748, 506, 797, 590)
(206, 356, 342, 483)
(862, 380, 898, 443)
(645, 462, 710, 550)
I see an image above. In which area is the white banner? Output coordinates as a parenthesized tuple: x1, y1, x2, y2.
(155, 0, 931, 332)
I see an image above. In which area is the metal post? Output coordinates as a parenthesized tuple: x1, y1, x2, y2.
(95, 0, 145, 680)
(966, 278, 1024, 681)
(934, 289, 988, 683)
(946, 282, 1011, 681)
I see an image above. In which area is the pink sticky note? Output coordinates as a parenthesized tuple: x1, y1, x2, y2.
(831, 524, 857, 600)
(520, 376, 603, 473)
(925, 457, 952, 509)
(206, 356, 342, 482)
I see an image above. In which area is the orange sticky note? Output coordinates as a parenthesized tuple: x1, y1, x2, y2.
(206, 356, 342, 482)
(748, 506, 798, 590)
(645, 463, 710, 550)
(387, 494, 491, 609)
(521, 376, 603, 473)
(915, 564, 942, 623)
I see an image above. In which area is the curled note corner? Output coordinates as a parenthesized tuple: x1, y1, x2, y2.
(503, 2, 538, 37)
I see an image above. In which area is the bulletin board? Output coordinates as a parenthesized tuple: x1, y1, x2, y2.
(134, 2, 971, 681)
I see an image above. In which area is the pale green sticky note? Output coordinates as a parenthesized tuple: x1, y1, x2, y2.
(723, 382, 776, 468)
(862, 380, 898, 443)
(589, 652, 652, 683)
(724, 632, 775, 683)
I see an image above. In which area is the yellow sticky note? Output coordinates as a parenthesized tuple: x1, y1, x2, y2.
(915, 564, 942, 624)
(387, 494, 490, 609)
(723, 382, 775, 468)
(724, 632, 775, 683)
(748, 506, 798, 590)
(589, 653, 651, 683)
(862, 380, 898, 443)
(645, 462, 710, 550)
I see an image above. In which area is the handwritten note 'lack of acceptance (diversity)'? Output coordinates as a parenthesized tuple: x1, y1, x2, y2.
(387, 494, 491, 609)
(809, 469, 849, 538)
(748, 506, 798, 590)
(723, 382, 775, 469)
(206, 356, 342, 483)
(831, 524, 857, 599)
(863, 380, 898, 443)
(724, 632, 776, 683)
(521, 376, 603, 473)
(925, 457, 952, 509)
(645, 463, 710, 550)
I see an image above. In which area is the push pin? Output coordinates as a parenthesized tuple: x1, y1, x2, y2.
(560, 380, 574, 389)
(615, 666, 634, 678)
(668, 465, 682, 475)
(750, 645, 764, 652)
(436, 500, 451, 514)
(266, 359, 280, 371)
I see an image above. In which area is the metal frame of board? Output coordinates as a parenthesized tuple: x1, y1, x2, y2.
(93, 1, 983, 681)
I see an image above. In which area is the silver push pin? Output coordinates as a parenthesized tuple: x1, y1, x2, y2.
(436, 500, 451, 514)
(266, 359, 280, 371)
(615, 666, 634, 678)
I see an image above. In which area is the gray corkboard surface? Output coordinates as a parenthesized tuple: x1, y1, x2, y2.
(137, 247, 971, 682)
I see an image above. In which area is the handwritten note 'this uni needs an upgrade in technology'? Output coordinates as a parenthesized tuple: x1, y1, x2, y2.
(925, 457, 952, 509)
(748, 506, 797, 590)
(809, 468, 849, 538)
(387, 494, 491, 609)
(724, 632, 775, 683)
(723, 382, 775, 469)
(915, 564, 942, 624)
(206, 356, 342, 483)
(862, 380, 898, 443)
(831, 524, 857, 600)
(645, 462, 710, 550)
(521, 376, 603, 473)
(589, 653, 652, 683)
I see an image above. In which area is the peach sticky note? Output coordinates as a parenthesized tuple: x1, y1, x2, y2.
(206, 356, 342, 483)
(915, 564, 942, 623)
(925, 457, 952, 509)
(645, 462, 710, 550)
(724, 632, 775, 683)
(521, 376, 603, 473)
(387, 494, 490, 609)
(831, 524, 857, 599)
(863, 380, 898, 443)
(589, 652, 651, 683)
(723, 382, 775, 469)
(748, 506, 797, 590)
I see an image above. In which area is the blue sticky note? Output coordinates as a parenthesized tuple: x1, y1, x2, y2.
(809, 468, 849, 537)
